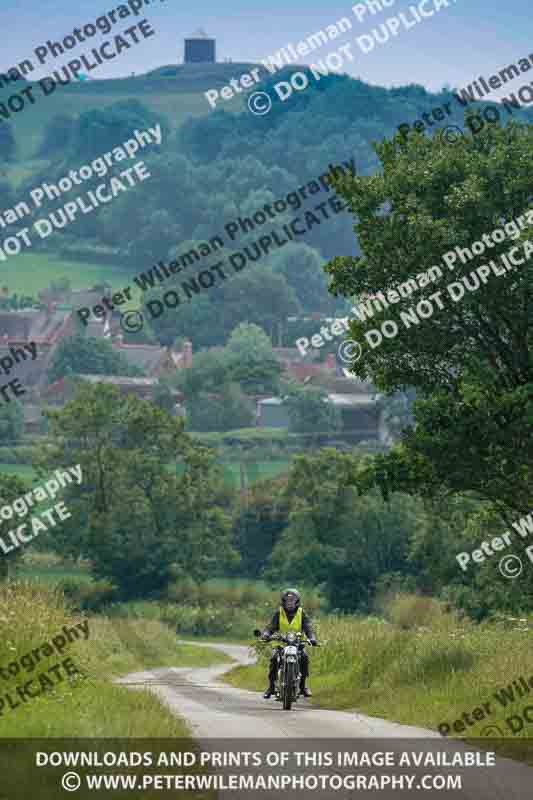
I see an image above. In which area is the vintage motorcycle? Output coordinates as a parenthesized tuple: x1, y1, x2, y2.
(253, 628, 317, 710)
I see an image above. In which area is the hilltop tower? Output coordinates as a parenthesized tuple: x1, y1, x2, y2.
(184, 29, 216, 64)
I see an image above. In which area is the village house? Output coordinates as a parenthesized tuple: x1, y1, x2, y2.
(42, 374, 183, 407)
(257, 349, 390, 443)
(0, 305, 76, 394)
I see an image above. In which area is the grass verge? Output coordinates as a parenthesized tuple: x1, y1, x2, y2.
(0, 581, 229, 737)
(224, 594, 533, 762)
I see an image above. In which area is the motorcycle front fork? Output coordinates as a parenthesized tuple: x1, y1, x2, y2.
(277, 663, 300, 699)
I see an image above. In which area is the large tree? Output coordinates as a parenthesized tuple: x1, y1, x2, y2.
(231, 477, 290, 578)
(70, 99, 168, 161)
(42, 382, 237, 597)
(145, 266, 299, 350)
(284, 384, 341, 434)
(174, 323, 284, 431)
(327, 117, 533, 516)
(186, 383, 256, 432)
(225, 322, 283, 395)
(264, 449, 420, 610)
(269, 242, 332, 311)
(212, 268, 299, 347)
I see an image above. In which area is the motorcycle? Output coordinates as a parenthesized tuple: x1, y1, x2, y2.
(253, 628, 316, 710)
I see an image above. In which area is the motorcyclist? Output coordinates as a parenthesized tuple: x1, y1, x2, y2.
(260, 588, 318, 699)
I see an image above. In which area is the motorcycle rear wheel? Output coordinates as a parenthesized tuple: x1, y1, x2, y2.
(282, 663, 295, 710)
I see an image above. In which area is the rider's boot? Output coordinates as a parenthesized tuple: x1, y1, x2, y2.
(263, 682, 276, 699)
(299, 679, 312, 698)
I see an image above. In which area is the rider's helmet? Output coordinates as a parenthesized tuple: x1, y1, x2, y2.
(281, 588, 301, 613)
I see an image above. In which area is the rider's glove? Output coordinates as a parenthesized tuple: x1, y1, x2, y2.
(261, 633, 271, 642)
(309, 638, 318, 646)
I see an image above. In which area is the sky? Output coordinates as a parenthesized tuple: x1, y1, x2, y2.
(2, 0, 531, 95)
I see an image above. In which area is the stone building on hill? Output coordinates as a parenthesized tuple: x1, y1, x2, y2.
(184, 29, 216, 64)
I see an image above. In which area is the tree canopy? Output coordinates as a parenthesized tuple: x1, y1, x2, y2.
(42, 382, 237, 597)
(48, 335, 144, 383)
(264, 449, 421, 611)
(327, 118, 533, 516)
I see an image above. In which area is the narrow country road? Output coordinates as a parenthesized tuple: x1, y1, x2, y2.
(118, 640, 434, 738)
(118, 640, 533, 799)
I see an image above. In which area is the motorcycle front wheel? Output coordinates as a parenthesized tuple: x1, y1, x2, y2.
(282, 663, 295, 710)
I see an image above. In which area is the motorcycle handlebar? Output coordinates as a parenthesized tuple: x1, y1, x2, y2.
(256, 633, 321, 646)
(253, 629, 323, 646)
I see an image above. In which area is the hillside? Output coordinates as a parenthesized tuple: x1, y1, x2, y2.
(2, 64, 533, 346)
(2, 62, 263, 160)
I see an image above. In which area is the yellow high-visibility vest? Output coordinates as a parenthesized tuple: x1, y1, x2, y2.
(279, 606, 303, 634)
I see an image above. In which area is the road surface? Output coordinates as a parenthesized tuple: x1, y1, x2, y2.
(118, 639, 533, 799)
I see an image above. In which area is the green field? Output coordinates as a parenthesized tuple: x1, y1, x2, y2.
(1, 252, 133, 296)
(16, 563, 93, 584)
(0, 459, 290, 486)
(174, 458, 291, 487)
(216, 459, 291, 487)
(0, 463, 37, 479)
(17, 564, 280, 591)
(2, 64, 255, 295)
